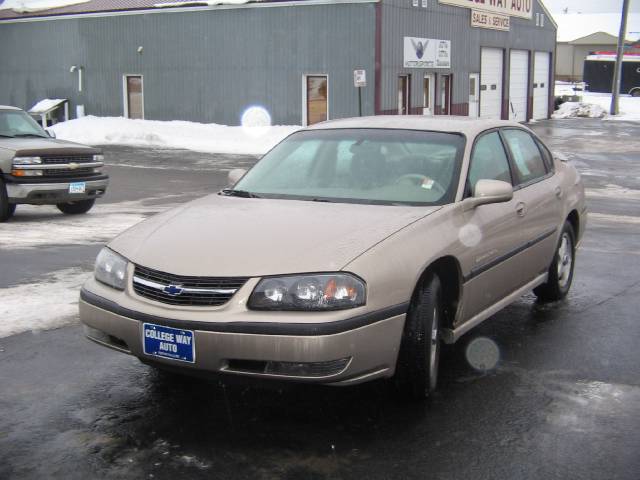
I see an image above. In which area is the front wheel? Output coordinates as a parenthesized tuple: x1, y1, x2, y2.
(57, 199, 95, 215)
(534, 221, 576, 302)
(0, 179, 14, 222)
(395, 274, 442, 399)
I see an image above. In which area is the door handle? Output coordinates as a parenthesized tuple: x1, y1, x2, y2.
(555, 186, 563, 199)
(516, 202, 526, 217)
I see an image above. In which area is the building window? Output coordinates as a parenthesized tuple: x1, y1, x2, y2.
(304, 75, 328, 126)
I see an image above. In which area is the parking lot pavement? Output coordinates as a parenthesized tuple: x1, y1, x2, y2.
(1, 120, 639, 479)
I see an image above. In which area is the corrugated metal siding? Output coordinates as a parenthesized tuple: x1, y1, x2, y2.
(379, 0, 557, 117)
(0, 3, 376, 125)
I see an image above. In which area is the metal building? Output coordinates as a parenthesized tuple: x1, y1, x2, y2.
(0, 0, 556, 125)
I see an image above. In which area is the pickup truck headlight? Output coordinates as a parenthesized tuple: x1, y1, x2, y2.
(12, 156, 42, 165)
(248, 273, 366, 311)
(95, 248, 128, 290)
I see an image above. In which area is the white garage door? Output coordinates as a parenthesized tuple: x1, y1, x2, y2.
(509, 50, 529, 121)
(533, 51, 550, 120)
(480, 48, 504, 119)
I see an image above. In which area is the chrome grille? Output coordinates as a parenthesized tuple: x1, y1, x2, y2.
(43, 167, 97, 178)
(132, 264, 248, 307)
(41, 155, 93, 164)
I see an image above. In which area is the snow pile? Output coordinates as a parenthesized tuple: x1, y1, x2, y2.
(50, 116, 300, 155)
(0, 268, 90, 338)
(0, 0, 90, 12)
(553, 102, 607, 119)
(29, 98, 66, 113)
(154, 0, 248, 7)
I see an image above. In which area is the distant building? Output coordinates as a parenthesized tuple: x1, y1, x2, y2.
(0, 0, 557, 125)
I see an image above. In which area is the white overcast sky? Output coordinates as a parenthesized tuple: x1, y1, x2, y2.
(543, 0, 639, 13)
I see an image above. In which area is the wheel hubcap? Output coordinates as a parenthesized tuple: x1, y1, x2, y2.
(557, 233, 573, 289)
(429, 306, 440, 390)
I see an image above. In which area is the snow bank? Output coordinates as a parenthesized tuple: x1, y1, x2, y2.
(0, 268, 90, 338)
(49, 116, 300, 155)
(553, 92, 640, 122)
(553, 102, 607, 119)
(0, 0, 90, 12)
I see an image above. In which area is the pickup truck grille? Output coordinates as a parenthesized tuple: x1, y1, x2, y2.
(44, 167, 97, 178)
(41, 155, 93, 164)
(132, 264, 249, 307)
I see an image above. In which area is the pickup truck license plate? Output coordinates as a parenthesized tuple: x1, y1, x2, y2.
(143, 323, 195, 363)
(69, 182, 86, 194)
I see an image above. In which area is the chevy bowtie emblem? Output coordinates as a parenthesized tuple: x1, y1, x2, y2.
(163, 284, 184, 296)
(69, 162, 78, 170)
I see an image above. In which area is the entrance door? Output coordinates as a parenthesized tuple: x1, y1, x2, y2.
(124, 75, 144, 119)
(533, 52, 550, 119)
(423, 74, 435, 115)
(480, 48, 504, 119)
(398, 75, 410, 114)
(440, 74, 452, 115)
(509, 50, 529, 121)
(304, 75, 328, 126)
(468, 73, 479, 117)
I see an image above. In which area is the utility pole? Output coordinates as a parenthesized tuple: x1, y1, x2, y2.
(610, 0, 630, 115)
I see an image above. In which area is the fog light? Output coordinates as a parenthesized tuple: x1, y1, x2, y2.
(265, 357, 351, 377)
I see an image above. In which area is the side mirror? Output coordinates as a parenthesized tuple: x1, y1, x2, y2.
(463, 179, 513, 211)
(227, 168, 247, 186)
(45, 129, 56, 139)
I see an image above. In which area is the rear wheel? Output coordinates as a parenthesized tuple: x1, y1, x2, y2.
(395, 274, 442, 399)
(534, 221, 576, 302)
(0, 179, 13, 222)
(57, 198, 95, 215)
(630, 88, 640, 98)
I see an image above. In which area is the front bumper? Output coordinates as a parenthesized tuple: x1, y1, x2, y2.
(79, 286, 407, 386)
(6, 177, 109, 204)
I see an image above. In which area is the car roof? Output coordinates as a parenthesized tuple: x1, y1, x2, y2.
(0, 105, 23, 111)
(306, 115, 528, 137)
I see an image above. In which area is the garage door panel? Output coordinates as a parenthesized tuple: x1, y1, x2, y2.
(533, 51, 550, 120)
(509, 50, 528, 121)
(481, 48, 504, 120)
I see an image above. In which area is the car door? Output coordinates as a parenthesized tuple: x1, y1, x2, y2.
(500, 128, 563, 282)
(458, 131, 531, 321)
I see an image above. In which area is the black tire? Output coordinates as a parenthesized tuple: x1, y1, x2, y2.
(56, 198, 95, 215)
(0, 179, 13, 222)
(630, 89, 640, 98)
(395, 274, 443, 399)
(534, 221, 576, 302)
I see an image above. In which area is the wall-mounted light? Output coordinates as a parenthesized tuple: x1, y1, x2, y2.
(137, 46, 143, 54)
(70, 65, 84, 92)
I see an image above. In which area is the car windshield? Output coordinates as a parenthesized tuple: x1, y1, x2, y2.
(233, 128, 466, 206)
(0, 110, 48, 138)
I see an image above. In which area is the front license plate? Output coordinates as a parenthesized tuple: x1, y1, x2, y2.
(69, 182, 86, 194)
(143, 323, 195, 363)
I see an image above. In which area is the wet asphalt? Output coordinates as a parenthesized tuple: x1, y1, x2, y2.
(1, 120, 639, 479)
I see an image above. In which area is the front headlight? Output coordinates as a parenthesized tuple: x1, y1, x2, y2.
(95, 248, 128, 290)
(12, 156, 42, 165)
(248, 273, 366, 311)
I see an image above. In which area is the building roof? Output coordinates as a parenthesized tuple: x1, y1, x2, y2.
(555, 13, 640, 43)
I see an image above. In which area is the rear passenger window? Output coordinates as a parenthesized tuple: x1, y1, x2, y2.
(534, 137, 555, 172)
(502, 129, 548, 185)
(468, 132, 512, 194)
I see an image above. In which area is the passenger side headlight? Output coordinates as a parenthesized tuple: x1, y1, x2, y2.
(95, 248, 128, 290)
(248, 273, 366, 311)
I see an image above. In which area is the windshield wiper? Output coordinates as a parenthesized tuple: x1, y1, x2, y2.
(12, 133, 47, 138)
(220, 188, 261, 198)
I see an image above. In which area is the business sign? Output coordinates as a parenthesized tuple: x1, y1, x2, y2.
(353, 69, 367, 87)
(403, 37, 451, 69)
(471, 9, 510, 31)
(438, 0, 532, 19)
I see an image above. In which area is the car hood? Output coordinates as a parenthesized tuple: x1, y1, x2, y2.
(109, 194, 440, 277)
(0, 137, 100, 155)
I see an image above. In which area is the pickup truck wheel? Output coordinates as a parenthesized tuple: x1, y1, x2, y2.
(57, 199, 95, 215)
(0, 179, 13, 222)
(534, 221, 575, 302)
(395, 274, 442, 399)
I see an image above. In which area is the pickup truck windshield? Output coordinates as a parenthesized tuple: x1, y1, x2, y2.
(234, 128, 465, 206)
(0, 110, 48, 138)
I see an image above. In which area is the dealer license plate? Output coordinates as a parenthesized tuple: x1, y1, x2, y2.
(69, 182, 86, 194)
(143, 323, 195, 363)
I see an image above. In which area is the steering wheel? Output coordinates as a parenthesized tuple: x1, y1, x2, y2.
(395, 174, 446, 196)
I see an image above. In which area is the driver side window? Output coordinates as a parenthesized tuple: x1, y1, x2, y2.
(467, 132, 512, 196)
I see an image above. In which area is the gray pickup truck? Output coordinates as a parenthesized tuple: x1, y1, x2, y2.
(0, 105, 109, 222)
